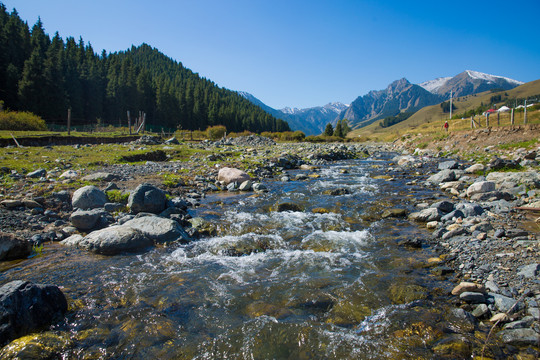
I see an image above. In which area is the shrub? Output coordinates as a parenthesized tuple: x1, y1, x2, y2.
(280, 131, 305, 141)
(0, 110, 47, 131)
(206, 125, 227, 140)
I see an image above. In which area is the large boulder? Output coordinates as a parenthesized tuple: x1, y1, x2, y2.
(0, 280, 67, 346)
(427, 169, 456, 185)
(409, 207, 443, 222)
(0, 232, 32, 261)
(217, 167, 251, 186)
(466, 181, 496, 198)
(69, 209, 108, 231)
(123, 215, 190, 243)
(71, 185, 107, 210)
(77, 225, 152, 255)
(128, 183, 167, 214)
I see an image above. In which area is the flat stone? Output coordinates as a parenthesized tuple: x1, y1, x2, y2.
(82, 172, 117, 182)
(459, 291, 486, 303)
(427, 169, 456, 185)
(490, 293, 523, 314)
(438, 160, 459, 170)
(123, 215, 190, 243)
(466, 181, 496, 197)
(498, 328, 539, 346)
(0, 200, 22, 209)
(69, 209, 107, 231)
(451, 282, 485, 296)
(409, 207, 443, 222)
(26, 168, 47, 178)
(381, 208, 407, 218)
(465, 163, 485, 174)
(78, 225, 152, 255)
(517, 263, 540, 278)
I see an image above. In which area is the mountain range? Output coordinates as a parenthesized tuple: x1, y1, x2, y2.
(241, 70, 524, 134)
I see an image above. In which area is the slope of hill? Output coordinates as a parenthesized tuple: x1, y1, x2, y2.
(0, 6, 290, 133)
(349, 78, 540, 141)
(337, 78, 443, 128)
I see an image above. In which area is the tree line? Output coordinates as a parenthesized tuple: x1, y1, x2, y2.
(0, 4, 290, 133)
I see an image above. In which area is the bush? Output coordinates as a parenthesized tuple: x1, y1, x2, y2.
(206, 125, 227, 140)
(0, 110, 47, 131)
(280, 131, 305, 141)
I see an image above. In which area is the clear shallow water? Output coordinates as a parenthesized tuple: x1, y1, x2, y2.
(0, 158, 488, 359)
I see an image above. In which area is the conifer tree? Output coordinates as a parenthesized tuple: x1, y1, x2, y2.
(324, 123, 334, 136)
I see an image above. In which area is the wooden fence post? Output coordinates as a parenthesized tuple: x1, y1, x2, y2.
(67, 108, 71, 135)
(511, 108, 514, 126)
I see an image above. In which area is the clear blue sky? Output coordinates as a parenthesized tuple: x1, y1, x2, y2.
(5, 0, 540, 109)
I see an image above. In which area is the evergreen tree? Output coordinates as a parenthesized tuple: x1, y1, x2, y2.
(324, 123, 333, 136)
(333, 120, 344, 138)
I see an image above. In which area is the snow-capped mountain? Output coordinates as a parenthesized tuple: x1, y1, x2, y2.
(418, 70, 523, 97)
(237, 91, 348, 135)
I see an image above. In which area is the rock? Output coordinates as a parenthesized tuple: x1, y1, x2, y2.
(71, 185, 107, 210)
(0, 200, 22, 209)
(69, 209, 108, 231)
(489, 313, 509, 323)
(381, 208, 407, 218)
(252, 183, 268, 193)
(0, 280, 67, 346)
(489, 158, 520, 170)
(128, 183, 167, 214)
(441, 227, 468, 240)
(503, 316, 535, 330)
(77, 225, 152, 255)
(490, 293, 523, 313)
(0, 232, 32, 261)
(486, 170, 540, 189)
(81, 172, 117, 182)
(388, 284, 428, 304)
(22, 199, 42, 209)
(471, 304, 489, 318)
(498, 328, 539, 346)
(26, 168, 46, 178)
(0, 331, 72, 359)
(164, 136, 179, 145)
(59, 234, 83, 247)
(431, 201, 454, 213)
(455, 202, 484, 217)
(104, 202, 125, 213)
(451, 282, 485, 296)
(238, 180, 252, 191)
(398, 238, 422, 248)
(59, 170, 78, 179)
(466, 181, 496, 197)
(323, 188, 351, 196)
(441, 209, 465, 222)
(275, 202, 302, 212)
(517, 263, 540, 278)
(427, 169, 456, 185)
(123, 215, 190, 243)
(217, 167, 251, 185)
(459, 291, 485, 303)
(464, 163, 485, 174)
(438, 160, 459, 170)
(408, 207, 443, 222)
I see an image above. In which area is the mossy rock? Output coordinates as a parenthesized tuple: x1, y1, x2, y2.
(389, 284, 428, 304)
(245, 301, 292, 319)
(393, 321, 442, 348)
(381, 208, 407, 218)
(188, 217, 217, 237)
(432, 336, 472, 358)
(273, 202, 303, 212)
(312, 207, 331, 214)
(325, 299, 371, 326)
(0, 331, 73, 359)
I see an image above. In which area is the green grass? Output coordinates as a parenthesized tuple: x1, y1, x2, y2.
(497, 138, 538, 150)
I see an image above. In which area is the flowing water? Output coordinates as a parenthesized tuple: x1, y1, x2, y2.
(1, 156, 489, 359)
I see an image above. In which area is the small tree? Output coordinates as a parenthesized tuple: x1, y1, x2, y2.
(334, 120, 344, 138)
(324, 123, 334, 136)
(206, 125, 227, 140)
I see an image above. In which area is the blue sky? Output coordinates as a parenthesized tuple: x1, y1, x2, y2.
(6, 0, 540, 109)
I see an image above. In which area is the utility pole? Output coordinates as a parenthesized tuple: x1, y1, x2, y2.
(449, 90, 453, 120)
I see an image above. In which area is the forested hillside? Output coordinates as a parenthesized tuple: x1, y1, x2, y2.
(0, 4, 290, 133)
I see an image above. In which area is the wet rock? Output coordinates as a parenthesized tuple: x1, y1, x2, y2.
(471, 304, 490, 318)
(438, 160, 459, 170)
(503, 316, 535, 330)
(275, 202, 302, 212)
(388, 284, 428, 304)
(123, 215, 190, 243)
(188, 217, 217, 237)
(252, 182, 268, 193)
(498, 328, 539, 346)
(490, 293, 524, 313)
(381, 208, 407, 218)
(0, 281, 67, 347)
(217, 167, 250, 185)
(128, 183, 167, 214)
(238, 180, 253, 191)
(60, 234, 83, 247)
(0, 331, 72, 359)
(323, 188, 351, 196)
(398, 238, 422, 248)
(0, 232, 32, 261)
(326, 299, 371, 326)
(245, 302, 292, 319)
(72, 185, 107, 210)
(77, 225, 152, 255)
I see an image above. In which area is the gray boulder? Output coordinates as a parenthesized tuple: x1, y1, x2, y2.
(490, 293, 524, 313)
(438, 160, 459, 170)
(517, 263, 540, 278)
(82, 172, 117, 182)
(123, 215, 190, 243)
(217, 167, 251, 185)
(128, 183, 167, 214)
(427, 169, 456, 185)
(409, 207, 443, 222)
(78, 225, 152, 255)
(498, 328, 539, 346)
(0, 280, 67, 346)
(0, 232, 32, 261)
(26, 168, 47, 178)
(69, 209, 108, 231)
(455, 202, 484, 217)
(466, 181, 496, 198)
(72, 185, 107, 210)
